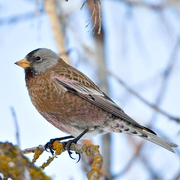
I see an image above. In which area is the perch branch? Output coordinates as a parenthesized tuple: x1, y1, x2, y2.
(22, 141, 103, 180)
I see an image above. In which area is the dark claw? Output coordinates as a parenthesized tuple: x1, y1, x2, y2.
(63, 139, 81, 162)
(76, 153, 81, 163)
(44, 130, 88, 161)
(68, 150, 81, 163)
(45, 136, 74, 156)
(45, 146, 50, 152)
(63, 140, 75, 159)
(45, 139, 55, 155)
(68, 150, 76, 160)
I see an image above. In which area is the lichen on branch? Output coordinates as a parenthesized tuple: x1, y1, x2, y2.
(0, 142, 51, 180)
(22, 141, 103, 180)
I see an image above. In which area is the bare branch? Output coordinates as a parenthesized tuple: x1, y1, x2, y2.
(107, 70, 180, 123)
(112, 141, 141, 179)
(44, 0, 70, 64)
(10, 107, 21, 148)
(174, 172, 180, 180)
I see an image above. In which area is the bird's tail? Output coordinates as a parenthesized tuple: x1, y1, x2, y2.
(107, 119, 178, 153)
(138, 127, 178, 153)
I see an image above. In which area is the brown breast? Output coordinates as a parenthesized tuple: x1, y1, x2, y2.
(25, 67, 61, 113)
(25, 65, 106, 132)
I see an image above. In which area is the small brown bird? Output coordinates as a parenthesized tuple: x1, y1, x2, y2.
(15, 48, 178, 153)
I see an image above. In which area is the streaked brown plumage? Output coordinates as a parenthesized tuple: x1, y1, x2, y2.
(15, 48, 178, 153)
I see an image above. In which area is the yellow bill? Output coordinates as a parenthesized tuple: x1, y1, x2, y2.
(15, 58, 30, 69)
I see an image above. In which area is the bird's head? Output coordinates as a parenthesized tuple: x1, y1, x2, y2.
(15, 48, 60, 75)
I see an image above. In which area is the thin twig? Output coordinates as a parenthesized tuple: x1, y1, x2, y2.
(22, 145, 45, 154)
(140, 155, 162, 180)
(81, 0, 102, 34)
(10, 107, 25, 179)
(174, 171, 180, 180)
(10, 107, 20, 148)
(107, 70, 180, 123)
(111, 142, 142, 179)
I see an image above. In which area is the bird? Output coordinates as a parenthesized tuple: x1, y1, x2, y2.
(15, 48, 178, 154)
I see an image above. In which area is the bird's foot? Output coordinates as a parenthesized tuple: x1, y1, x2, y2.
(45, 139, 56, 155)
(45, 135, 74, 156)
(45, 129, 89, 162)
(62, 129, 89, 162)
(63, 138, 81, 163)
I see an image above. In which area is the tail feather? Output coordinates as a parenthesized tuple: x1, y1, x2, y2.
(140, 128, 178, 153)
(109, 120, 178, 153)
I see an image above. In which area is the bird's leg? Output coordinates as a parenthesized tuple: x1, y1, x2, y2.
(45, 135, 74, 155)
(63, 129, 89, 162)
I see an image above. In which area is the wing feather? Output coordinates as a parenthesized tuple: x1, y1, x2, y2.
(52, 75, 142, 128)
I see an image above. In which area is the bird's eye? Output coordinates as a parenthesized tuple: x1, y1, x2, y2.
(35, 56, 42, 61)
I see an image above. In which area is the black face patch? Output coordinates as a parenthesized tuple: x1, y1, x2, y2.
(26, 49, 40, 58)
(25, 68, 35, 79)
(25, 49, 42, 68)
